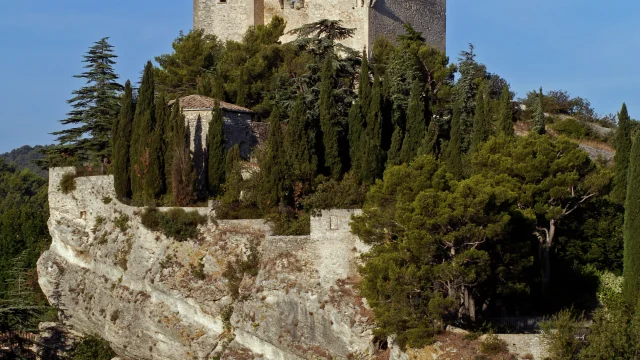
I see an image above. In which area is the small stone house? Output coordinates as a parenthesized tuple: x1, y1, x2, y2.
(168, 94, 269, 185)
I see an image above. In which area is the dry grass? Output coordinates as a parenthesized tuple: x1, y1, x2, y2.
(405, 332, 517, 360)
(576, 138, 615, 153)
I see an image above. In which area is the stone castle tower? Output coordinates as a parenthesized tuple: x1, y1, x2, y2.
(193, 0, 446, 52)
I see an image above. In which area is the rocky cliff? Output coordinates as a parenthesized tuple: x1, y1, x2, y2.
(37, 167, 374, 360)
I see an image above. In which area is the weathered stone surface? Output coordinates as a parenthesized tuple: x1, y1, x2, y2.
(38, 168, 373, 360)
(194, 0, 447, 53)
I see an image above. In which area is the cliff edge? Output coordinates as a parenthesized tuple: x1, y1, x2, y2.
(37, 167, 374, 359)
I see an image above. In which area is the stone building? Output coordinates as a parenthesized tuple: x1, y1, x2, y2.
(193, 0, 446, 53)
(168, 95, 268, 188)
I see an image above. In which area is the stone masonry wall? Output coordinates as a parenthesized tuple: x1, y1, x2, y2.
(38, 168, 373, 359)
(194, 0, 252, 42)
(263, 0, 369, 51)
(369, 0, 446, 52)
(195, 0, 446, 53)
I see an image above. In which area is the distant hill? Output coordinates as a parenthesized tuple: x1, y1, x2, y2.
(0, 145, 51, 178)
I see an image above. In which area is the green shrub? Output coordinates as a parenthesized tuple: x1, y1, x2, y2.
(215, 201, 264, 220)
(540, 309, 584, 360)
(268, 211, 310, 236)
(551, 118, 592, 139)
(479, 334, 509, 355)
(92, 216, 106, 234)
(60, 172, 77, 194)
(114, 213, 130, 232)
(141, 207, 207, 241)
(102, 196, 113, 204)
(302, 173, 368, 210)
(71, 334, 116, 360)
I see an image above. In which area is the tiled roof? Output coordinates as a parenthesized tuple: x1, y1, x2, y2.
(168, 94, 253, 113)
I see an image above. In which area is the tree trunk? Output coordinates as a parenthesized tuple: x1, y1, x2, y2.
(537, 219, 556, 295)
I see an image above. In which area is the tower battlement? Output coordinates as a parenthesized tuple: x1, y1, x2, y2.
(194, 0, 446, 53)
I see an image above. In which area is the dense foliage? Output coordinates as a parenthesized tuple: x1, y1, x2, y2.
(140, 207, 207, 241)
(0, 145, 51, 178)
(45, 38, 123, 166)
(30, 14, 633, 355)
(352, 134, 611, 347)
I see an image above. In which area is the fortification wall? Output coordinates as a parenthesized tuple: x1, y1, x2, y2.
(195, 0, 446, 52)
(38, 168, 373, 359)
(263, 0, 369, 51)
(194, 0, 253, 42)
(369, 0, 446, 52)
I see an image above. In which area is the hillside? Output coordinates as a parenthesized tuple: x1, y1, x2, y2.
(1, 145, 51, 178)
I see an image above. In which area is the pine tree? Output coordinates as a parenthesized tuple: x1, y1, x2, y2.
(360, 73, 386, 183)
(446, 105, 464, 179)
(49, 38, 122, 164)
(470, 82, 491, 152)
(613, 103, 633, 204)
(130, 61, 156, 203)
(498, 85, 514, 136)
(112, 81, 135, 200)
(623, 128, 640, 306)
(169, 100, 196, 206)
(319, 55, 342, 178)
(531, 87, 546, 135)
(262, 108, 289, 206)
(207, 100, 226, 197)
(285, 95, 316, 182)
(400, 79, 427, 163)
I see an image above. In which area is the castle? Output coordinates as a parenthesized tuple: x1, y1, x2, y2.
(193, 0, 446, 53)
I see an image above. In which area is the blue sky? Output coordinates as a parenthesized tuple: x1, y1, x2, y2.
(0, 0, 638, 152)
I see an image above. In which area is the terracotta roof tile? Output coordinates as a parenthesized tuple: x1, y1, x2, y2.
(168, 94, 253, 113)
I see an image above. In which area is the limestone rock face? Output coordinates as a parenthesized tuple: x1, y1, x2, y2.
(38, 167, 373, 360)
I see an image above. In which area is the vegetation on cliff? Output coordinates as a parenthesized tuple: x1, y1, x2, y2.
(32, 14, 637, 356)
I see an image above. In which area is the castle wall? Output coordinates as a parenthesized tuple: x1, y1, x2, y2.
(194, 0, 253, 42)
(195, 0, 446, 53)
(369, 0, 446, 52)
(263, 0, 369, 51)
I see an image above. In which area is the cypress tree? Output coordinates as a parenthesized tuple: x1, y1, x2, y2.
(360, 74, 385, 183)
(319, 55, 342, 178)
(446, 104, 464, 179)
(623, 128, 640, 306)
(400, 79, 427, 163)
(262, 108, 289, 206)
(470, 83, 491, 152)
(419, 118, 440, 157)
(207, 100, 226, 197)
(531, 87, 546, 135)
(169, 100, 196, 206)
(613, 103, 633, 204)
(145, 92, 168, 201)
(222, 144, 242, 203)
(285, 95, 316, 182)
(347, 102, 365, 175)
(498, 85, 514, 136)
(164, 98, 181, 197)
(387, 126, 404, 166)
(359, 49, 372, 114)
(112, 80, 135, 200)
(130, 61, 156, 203)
